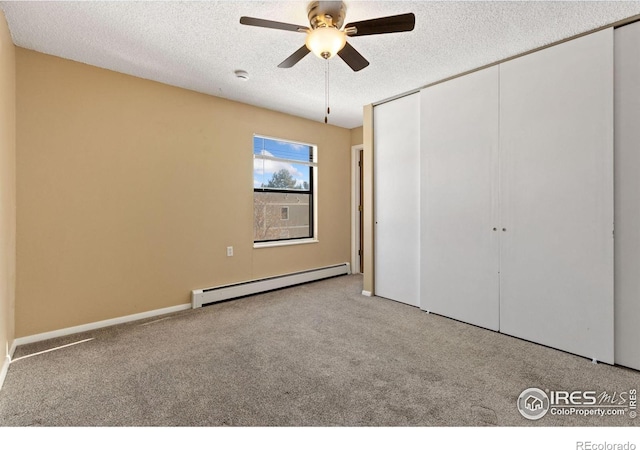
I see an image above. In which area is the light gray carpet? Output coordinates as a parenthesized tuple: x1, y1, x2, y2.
(0, 274, 638, 426)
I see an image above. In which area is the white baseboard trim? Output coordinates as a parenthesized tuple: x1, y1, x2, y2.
(13, 303, 191, 347)
(0, 355, 10, 391)
(0, 341, 15, 391)
(362, 290, 372, 297)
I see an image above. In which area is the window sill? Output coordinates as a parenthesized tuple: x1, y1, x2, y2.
(254, 238, 319, 249)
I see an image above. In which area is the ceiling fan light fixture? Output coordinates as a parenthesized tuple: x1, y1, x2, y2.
(305, 27, 346, 60)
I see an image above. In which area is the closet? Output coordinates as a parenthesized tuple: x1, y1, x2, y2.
(375, 26, 627, 366)
(421, 28, 614, 363)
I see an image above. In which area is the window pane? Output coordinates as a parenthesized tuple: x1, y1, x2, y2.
(253, 136, 312, 192)
(253, 136, 312, 162)
(253, 192, 311, 241)
(253, 160, 311, 191)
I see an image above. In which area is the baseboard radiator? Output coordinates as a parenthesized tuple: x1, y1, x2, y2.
(191, 263, 351, 308)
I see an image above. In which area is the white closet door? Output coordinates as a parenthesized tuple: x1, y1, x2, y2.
(374, 93, 420, 306)
(614, 22, 640, 371)
(420, 66, 500, 330)
(499, 29, 614, 363)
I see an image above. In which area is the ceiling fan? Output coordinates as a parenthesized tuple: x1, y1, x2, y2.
(240, 1, 415, 72)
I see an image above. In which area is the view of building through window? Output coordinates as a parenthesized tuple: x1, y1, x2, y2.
(253, 136, 316, 242)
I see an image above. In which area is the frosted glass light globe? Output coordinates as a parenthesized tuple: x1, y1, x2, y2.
(305, 27, 346, 60)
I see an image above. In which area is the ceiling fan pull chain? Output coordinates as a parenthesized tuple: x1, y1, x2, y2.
(327, 59, 331, 116)
(324, 59, 331, 123)
(324, 59, 329, 123)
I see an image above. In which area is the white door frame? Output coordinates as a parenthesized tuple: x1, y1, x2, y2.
(351, 144, 363, 274)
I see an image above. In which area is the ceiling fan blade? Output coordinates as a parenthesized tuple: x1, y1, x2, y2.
(240, 16, 309, 33)
(278, 46, 311, 68)
(345, 13, 415, 36)
(338, 42, 369, 72)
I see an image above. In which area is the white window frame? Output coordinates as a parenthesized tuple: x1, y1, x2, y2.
(253, 134, 318, 248)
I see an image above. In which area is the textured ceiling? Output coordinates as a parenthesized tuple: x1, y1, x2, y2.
(1, 1, 639, 129)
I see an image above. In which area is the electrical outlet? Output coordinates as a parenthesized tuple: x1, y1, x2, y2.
(226, 246, 233, 257)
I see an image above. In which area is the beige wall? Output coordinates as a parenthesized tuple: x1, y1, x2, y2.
(350, 126, 363, 146)
(16, 49, 351, 337)
(0, 11, 16, 365)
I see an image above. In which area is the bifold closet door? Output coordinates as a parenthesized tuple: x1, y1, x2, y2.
(420, 66, 500, 331)
(499, 29, 614, 363)
(374, 93, 420, 306)
(614, 21, 640, 371)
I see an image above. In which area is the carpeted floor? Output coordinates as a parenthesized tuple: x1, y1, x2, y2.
(0, 274, 638, 426)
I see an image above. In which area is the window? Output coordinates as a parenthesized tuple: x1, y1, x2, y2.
(253, 135, 317, 244)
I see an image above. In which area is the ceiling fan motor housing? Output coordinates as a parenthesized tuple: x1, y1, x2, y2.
(307, 1, 346, 30)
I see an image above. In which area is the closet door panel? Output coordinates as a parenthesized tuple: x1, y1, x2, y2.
(420, 66, 500, 330)
(499, 29, 614, 363)
(614, 21, 640, 371)
(374, 93, 421, 306)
